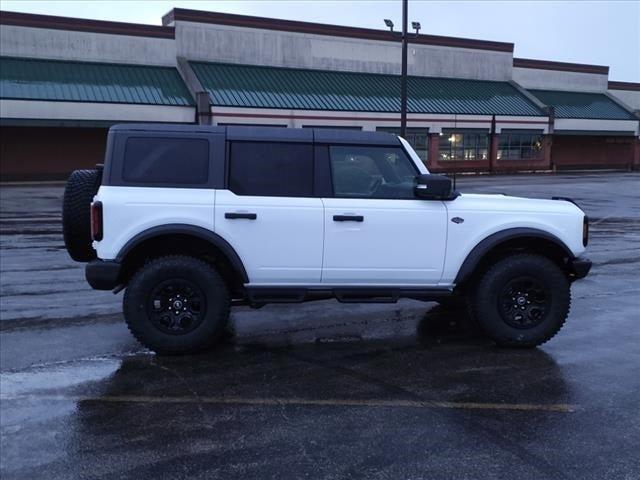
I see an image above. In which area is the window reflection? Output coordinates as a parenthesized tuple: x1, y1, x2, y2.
(497, 130, 544, 160)
(439, 129, 488, 161)
(376, 127, 429, 164)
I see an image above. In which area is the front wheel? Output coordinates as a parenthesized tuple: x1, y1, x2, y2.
(470, 254, 570, 348)
(123, 255, 230, 355)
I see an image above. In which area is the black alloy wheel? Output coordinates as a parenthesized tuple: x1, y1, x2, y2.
(124, 255, 230, 355)
(148, 279, 207, 335)
(498, 276, 550, 329)
(470, 254, 571, 348)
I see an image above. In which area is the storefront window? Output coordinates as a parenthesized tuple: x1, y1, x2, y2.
(498, 130, 544, 160)
(439, 129, 488, 161)
(376, 128, 428, 163)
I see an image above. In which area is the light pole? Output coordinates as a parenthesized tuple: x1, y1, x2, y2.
(384, 0, 420, 138)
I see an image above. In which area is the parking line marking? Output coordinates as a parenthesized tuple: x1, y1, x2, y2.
(0, 394, 578, 412)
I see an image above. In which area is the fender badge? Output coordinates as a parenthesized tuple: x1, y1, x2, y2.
(451, 217, 464, 224)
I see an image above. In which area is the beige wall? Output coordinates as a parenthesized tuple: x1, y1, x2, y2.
(513, 66, 608, 92)
(0, 25, 176, 66)
(175, 21, 513, 81)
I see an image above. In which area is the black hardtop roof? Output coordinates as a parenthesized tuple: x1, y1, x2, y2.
(110, 123, 225, 134)
(109, 124, 400, 146)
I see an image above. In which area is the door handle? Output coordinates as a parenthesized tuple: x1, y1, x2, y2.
(333, 215, 364, 222)
(225, 212, 257, 220)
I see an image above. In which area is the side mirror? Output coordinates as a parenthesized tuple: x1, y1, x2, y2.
(414, 174, 458, 200)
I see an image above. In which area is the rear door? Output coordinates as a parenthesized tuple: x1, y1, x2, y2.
(321, 143, 448, 285)
(215, 136, 324, 284)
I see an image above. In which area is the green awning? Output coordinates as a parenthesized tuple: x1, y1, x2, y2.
(191, 62, 545, 116)
(528, 89, 634, 120)
(0, 57, 193, 106)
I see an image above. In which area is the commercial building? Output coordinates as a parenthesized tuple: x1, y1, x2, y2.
(0, 9, 638, 180)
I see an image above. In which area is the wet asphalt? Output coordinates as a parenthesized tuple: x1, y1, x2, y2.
(0, 173, 639, 479)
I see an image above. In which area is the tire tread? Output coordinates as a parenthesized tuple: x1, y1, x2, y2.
(470, 253, 571, 348)
(123, 255, 230, 355)
(62, 169, 102, 262)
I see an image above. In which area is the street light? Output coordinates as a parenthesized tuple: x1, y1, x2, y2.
(383, 0, 421, 138)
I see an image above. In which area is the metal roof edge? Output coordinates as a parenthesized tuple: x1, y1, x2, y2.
(513, 57, 609, 75)
(507, 80, 548, 116)
(608, 81, 640, 92)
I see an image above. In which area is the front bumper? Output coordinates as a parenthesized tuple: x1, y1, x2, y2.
(568, 256, 592, 280)
(86, 259, 121, 290)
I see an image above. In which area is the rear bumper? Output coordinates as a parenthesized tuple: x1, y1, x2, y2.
(86, 259, 121, 290)
(568, 256, 592, 280)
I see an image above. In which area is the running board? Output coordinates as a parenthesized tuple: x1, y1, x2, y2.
(245, 286, 453, 307)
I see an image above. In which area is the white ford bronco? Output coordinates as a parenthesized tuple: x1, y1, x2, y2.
(63, 124, 591, 354)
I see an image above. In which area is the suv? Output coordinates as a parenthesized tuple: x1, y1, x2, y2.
(63, 124, 591, 354)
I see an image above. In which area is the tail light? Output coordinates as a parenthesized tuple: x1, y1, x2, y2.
(583, 215, 589, 247)
(91, 201, 103, 241)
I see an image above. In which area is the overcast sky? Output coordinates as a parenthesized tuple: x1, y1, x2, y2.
(2, 0, 639, 81)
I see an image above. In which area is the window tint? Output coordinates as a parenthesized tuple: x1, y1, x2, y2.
(229, 142, 313, 197)
(123, 137, 209, 185)
(329, 146, 417, 199)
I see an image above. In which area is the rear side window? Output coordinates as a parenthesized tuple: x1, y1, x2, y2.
(229, 142, 313, 197)
(123, 137, 209, 185)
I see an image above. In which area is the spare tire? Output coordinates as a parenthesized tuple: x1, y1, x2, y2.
(63, 168, 102, 262)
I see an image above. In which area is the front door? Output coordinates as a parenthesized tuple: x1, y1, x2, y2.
(321, 144, 448, 285)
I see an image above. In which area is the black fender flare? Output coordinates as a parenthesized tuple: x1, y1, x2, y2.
(454, 227, 574, 285)
(116, 224, 249, 284)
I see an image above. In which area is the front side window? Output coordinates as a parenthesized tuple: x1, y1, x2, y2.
(329, 145, 418, 199)
(229, 142, 313, 197)
(439, 129, 489, 161)
(123, 137, 209, 185)
(377, 128, 429, 163)
(498, 130, 544, 160)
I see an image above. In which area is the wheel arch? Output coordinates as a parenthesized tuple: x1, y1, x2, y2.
(454, 228, 574, 287)
(116, 224, 248, 295)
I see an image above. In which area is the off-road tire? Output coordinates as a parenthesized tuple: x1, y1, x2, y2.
(470, 254, 570, 348)
(123, 255, 231, 355)
(62, 168, 102, 262)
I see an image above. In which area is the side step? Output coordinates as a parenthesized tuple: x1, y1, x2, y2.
(245, 286, 453, 307)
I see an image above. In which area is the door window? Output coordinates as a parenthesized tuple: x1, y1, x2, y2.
(329, 146, 417, 199)
(229, 142, 314, 197)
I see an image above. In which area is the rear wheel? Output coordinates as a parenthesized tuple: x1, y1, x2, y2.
(123, 255, 230, 355)
(470, 254, 570, 347)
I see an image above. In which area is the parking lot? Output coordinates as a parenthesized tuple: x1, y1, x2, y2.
(1, 172, 639, 479)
